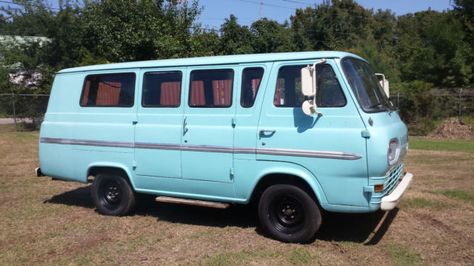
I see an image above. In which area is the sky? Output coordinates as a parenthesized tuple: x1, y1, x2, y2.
(198, 0, 454, 29)
(0, 0, 454, 30)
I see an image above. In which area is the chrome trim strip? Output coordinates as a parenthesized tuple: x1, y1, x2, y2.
(40, 137, 133, 148)
(257, 148, 361, 160)
(40, 137, 361, 160)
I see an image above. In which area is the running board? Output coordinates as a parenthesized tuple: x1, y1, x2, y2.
(155, 196, 230, 209)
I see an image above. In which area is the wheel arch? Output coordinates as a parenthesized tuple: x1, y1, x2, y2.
(86, 162, 136, 190)
(249, 166, 328, 208)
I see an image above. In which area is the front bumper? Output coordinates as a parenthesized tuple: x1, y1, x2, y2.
(380, 172, 413, 210)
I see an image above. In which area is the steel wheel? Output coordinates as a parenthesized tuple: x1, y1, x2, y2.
(91, 173, 135, 216)
(258, 184, 321, 243)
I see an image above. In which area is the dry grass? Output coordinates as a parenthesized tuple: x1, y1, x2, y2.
(0, 126, 473, 265)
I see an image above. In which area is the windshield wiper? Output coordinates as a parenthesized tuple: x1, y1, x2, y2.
(367, 103, 390, 112)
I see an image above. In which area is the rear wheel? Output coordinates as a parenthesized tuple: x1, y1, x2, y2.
(91, 173, 135, 216)
(258, 184, 321, 243)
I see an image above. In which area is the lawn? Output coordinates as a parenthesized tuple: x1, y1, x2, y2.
(410, 136, 474, 153)
(0, 126, 473, 265)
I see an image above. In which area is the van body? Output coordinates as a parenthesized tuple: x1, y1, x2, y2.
(38, 51, 413, 243)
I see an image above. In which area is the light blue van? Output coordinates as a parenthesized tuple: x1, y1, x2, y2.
(38, 51, 413, 243)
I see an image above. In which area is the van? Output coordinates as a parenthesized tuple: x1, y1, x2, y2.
(38, 51, 413, 243)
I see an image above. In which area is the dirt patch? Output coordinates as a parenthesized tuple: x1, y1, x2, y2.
(429, 117, 474, 139)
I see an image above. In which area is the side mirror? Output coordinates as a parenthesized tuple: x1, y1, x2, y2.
(301, 66, 315, 98)
(301, 59, 326, 116)
(375, 73, 389, 97)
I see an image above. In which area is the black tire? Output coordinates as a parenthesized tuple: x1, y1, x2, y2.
(91, 173, 136, 216)
(258, 184, 322, 243)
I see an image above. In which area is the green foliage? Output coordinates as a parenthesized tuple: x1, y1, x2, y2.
(396, 11, 471, 87)
(0, 0, 473, 133)
(218, 15, 253, 55)
(81, 0, 202, 61)
(250, 19, 294, 53)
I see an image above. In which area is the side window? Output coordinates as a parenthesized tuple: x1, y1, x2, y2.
(241, 67, 264, 108)
(273, 64, 346, 108)
(142, 71, 182, 107)
(189, 69, 233, 108)
(316, 64, 346, 107)
(80, 73, 135, 107)
(274, 65, 304, 107)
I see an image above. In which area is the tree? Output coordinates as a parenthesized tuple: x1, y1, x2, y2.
(0, 0, 55, 36)
(250, 18, 295, 53)
(81, 0, 202, 62)
(453, 0, 474, 86)
(218, 15, 253, 55)
(290, 0, 375, 51)
(396, 11, 471, 87)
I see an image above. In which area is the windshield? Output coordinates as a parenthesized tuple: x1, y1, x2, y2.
(341, 57, 393, 112)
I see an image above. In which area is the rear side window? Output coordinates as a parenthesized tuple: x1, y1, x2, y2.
(189, 69, 233, 108)
(80, 73, 135, 107)
(142, 71, 182, 107)
(274, 64, 346, 108)
(241, 67, 264, 108)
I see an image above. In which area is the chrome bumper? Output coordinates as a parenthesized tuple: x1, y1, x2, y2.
(35, 167, 44, 177)
(380, 172, 413, 211)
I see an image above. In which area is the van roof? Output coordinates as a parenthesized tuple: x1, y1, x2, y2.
(58, 51, 363, 74)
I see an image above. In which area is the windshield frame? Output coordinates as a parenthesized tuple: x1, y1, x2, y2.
(340, 57, 393, 113)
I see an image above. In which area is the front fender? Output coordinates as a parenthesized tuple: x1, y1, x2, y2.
(237, 160, 329, 207)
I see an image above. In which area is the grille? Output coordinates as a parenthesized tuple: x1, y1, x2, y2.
(383, 163, 404, 196)
(370, 163, 404, 205)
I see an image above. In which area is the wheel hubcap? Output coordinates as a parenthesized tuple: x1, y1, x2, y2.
(105, 185, 120, 202)
(270, 195, 305, 233)
(101, 180, 122, 206)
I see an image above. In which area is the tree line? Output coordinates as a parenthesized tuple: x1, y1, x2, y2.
(0, 0, 473, 133)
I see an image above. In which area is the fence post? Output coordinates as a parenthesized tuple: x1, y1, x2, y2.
(11, 92, 17, 126)
(397, 91, 400, 108)
(458, 88, 463, 118)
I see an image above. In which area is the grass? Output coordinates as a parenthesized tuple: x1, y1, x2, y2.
(202, 248, 317, 266)
(1, 124, 473, 265)
(400, 197, 447, 209)
(202, 250, 279, 266)
(437, 189, 474, 205)
(409, 137, 474, 153)
(287, 247, 316, 265)
(387, 243, 423, 266)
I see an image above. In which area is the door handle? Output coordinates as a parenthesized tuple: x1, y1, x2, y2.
(259, 129, 276, 137)
(183, 117, 188, 136)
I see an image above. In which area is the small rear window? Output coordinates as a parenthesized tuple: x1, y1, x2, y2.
(80, 73, 135, 107)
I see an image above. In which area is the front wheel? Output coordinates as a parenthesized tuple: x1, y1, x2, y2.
(91, 174, 136, 216)
(258, 184, 322, 243)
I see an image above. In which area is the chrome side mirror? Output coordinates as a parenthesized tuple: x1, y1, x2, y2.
(301, 59, 326, 116)
(375, 73, 389, 97)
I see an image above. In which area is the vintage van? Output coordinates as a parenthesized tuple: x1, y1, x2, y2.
(38, 51, 413, 243)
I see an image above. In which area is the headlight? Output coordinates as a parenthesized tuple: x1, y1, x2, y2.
(388, 138, 400, 166)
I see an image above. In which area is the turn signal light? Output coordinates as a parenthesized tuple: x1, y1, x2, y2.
(374, 184, 384, 193)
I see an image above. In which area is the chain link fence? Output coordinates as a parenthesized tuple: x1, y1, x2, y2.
(390, 88, 474, 135)
(0, 93, 49, 128)
(0, 89, 473, 133)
